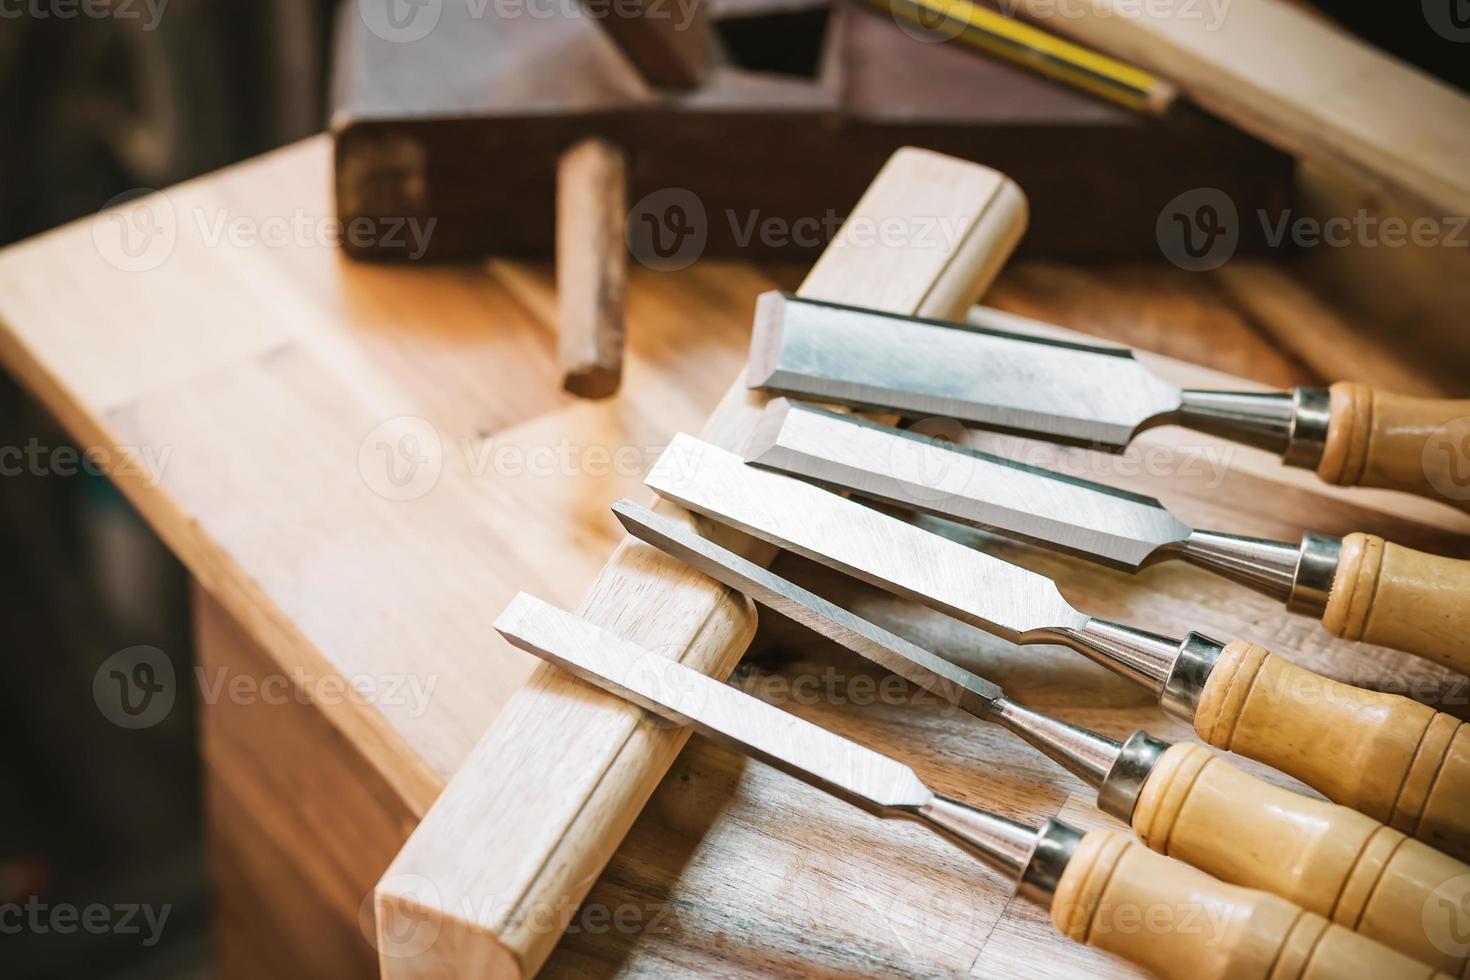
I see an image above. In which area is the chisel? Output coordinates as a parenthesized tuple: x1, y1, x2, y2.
(645, 434, 1470, 861)
(613, 497, 1470, 972)
(746, 291, 1470, 508)
(494, 593, 1447, 980)
(745, 399, 1470, 676)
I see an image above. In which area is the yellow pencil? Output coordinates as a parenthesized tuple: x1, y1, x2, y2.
(877, 0, 1178, 115)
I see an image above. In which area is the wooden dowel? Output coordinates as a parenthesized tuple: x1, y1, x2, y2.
(557, 139, 628, 400)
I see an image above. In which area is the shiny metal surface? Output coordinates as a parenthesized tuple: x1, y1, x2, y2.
(746, 291, 1183, 449)
(1176, 389, 1298, 453)
(989, 698, 1122, 789)
(1160, 633, 1226, 720)
(495, 592, 933, 814)
(614, 498, 1126, 791)
(1097, 730, 1171, 823)
(1181, 530, 1303, 602)
(1018, 819, 1083, 904)
(1288, 532, 1342, 615)
(647, 434, 1090, 644)
(1284, 387, 1332, 468)
(496, 591, 1045, 889)
(611, 499, 1004, 715)
(647, 435, 1219, 705)
(747, 399, 1192, 571)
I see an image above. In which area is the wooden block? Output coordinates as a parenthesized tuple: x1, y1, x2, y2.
(585, 0, 709, 89)
(1024, 0, 1470, 218)
(556, 139, 628, 399)
(375, 147, 1028, 977)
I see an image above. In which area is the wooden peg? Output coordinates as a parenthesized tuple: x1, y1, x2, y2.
(1133, 741, 1470, 974)
(557, 138, 628, 399)
(1052, 831, 1441, 980)
(1318, 381, 1470, 509)
(1194, 641, 1470, 862)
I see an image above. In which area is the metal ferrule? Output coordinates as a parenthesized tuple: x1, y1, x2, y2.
(1175, 386, 1331, 467)
(915, 796, 1042, 890)
(989, 698, 1122, 790)
(1096, 730, 1171, 823)
(1061, 622, 1225, 722)
(1018, 819, 1084, 904)
(1179, 529, 1343, 615)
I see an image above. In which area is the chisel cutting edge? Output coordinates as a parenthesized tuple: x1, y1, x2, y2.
(613, 498, 1470, 973)
(645, 434, 1470, 862)
(746, 399, 1470, 676)
(747, 291, 1470, 508)
(495, 593, 1447, 980)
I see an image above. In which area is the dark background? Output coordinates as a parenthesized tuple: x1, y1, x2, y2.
(0, 2, 1465, 977)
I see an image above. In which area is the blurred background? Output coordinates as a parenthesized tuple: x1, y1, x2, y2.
(0, 2, 1466, 977)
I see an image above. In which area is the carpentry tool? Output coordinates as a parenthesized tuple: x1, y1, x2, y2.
(746, 291, 1470, 508)
(646, 434, 1470, 860)
(613, 497, 1470, 972)
(495, 593, 1445, 980)
(875, 0, 1176, 115)
(745, 399, 1470, 675)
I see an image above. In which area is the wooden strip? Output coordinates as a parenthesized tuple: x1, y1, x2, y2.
(1025, 0, 1470, 217)
(375, 147, 1028, 977)
(557, 139, 628, 399)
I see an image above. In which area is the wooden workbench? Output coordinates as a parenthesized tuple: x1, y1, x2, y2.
(1, 137, 1465, 978)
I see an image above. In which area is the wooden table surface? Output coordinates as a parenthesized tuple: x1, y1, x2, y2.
(1, 136, 1466, 978)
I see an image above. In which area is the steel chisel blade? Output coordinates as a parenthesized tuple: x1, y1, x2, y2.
(746, 291, 1183, 449)
(645, 433, 1087, 643)
(495, 592, 934, 813)
(745, 399, 1193, 571)
(611, 498, 1004, 715)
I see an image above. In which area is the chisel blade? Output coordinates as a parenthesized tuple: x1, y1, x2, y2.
(645, 434, 1088, 643)
(494, 592, 934, 813)
(746, 291, 1182, 450)
(611, 498, 1004, 716)
(746, 400, 1193, 571)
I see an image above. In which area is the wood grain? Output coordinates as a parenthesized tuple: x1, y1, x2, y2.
(2, 136, 1468, 979)
(557, 138, 628, 398)
(377, 148, 1030, 977)
(1319, 382, 1470, 509)
(1052, 831, 1441, 980)
(1133, 742, 1470, 975)
(1025, 0, 1470, 218)
(1324, 533, 1470, 675)
(1194, 641, 1470, 859)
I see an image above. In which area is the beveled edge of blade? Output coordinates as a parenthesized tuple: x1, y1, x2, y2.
(744, 290, 789, 390)
(646, 433, 1090, 643)
(611, 497, 1003, 717)
(494, 591, 935, 813)
(745, 400, 1193, 572)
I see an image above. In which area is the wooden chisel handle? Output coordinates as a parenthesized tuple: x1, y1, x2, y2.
(1133, 742, 1470, 975)
(1322, 532, 1470, 675)
(1194, 641, 1470, 862)
(1317, 382, 1470, 509)
(1051, 831, 1447, 980)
